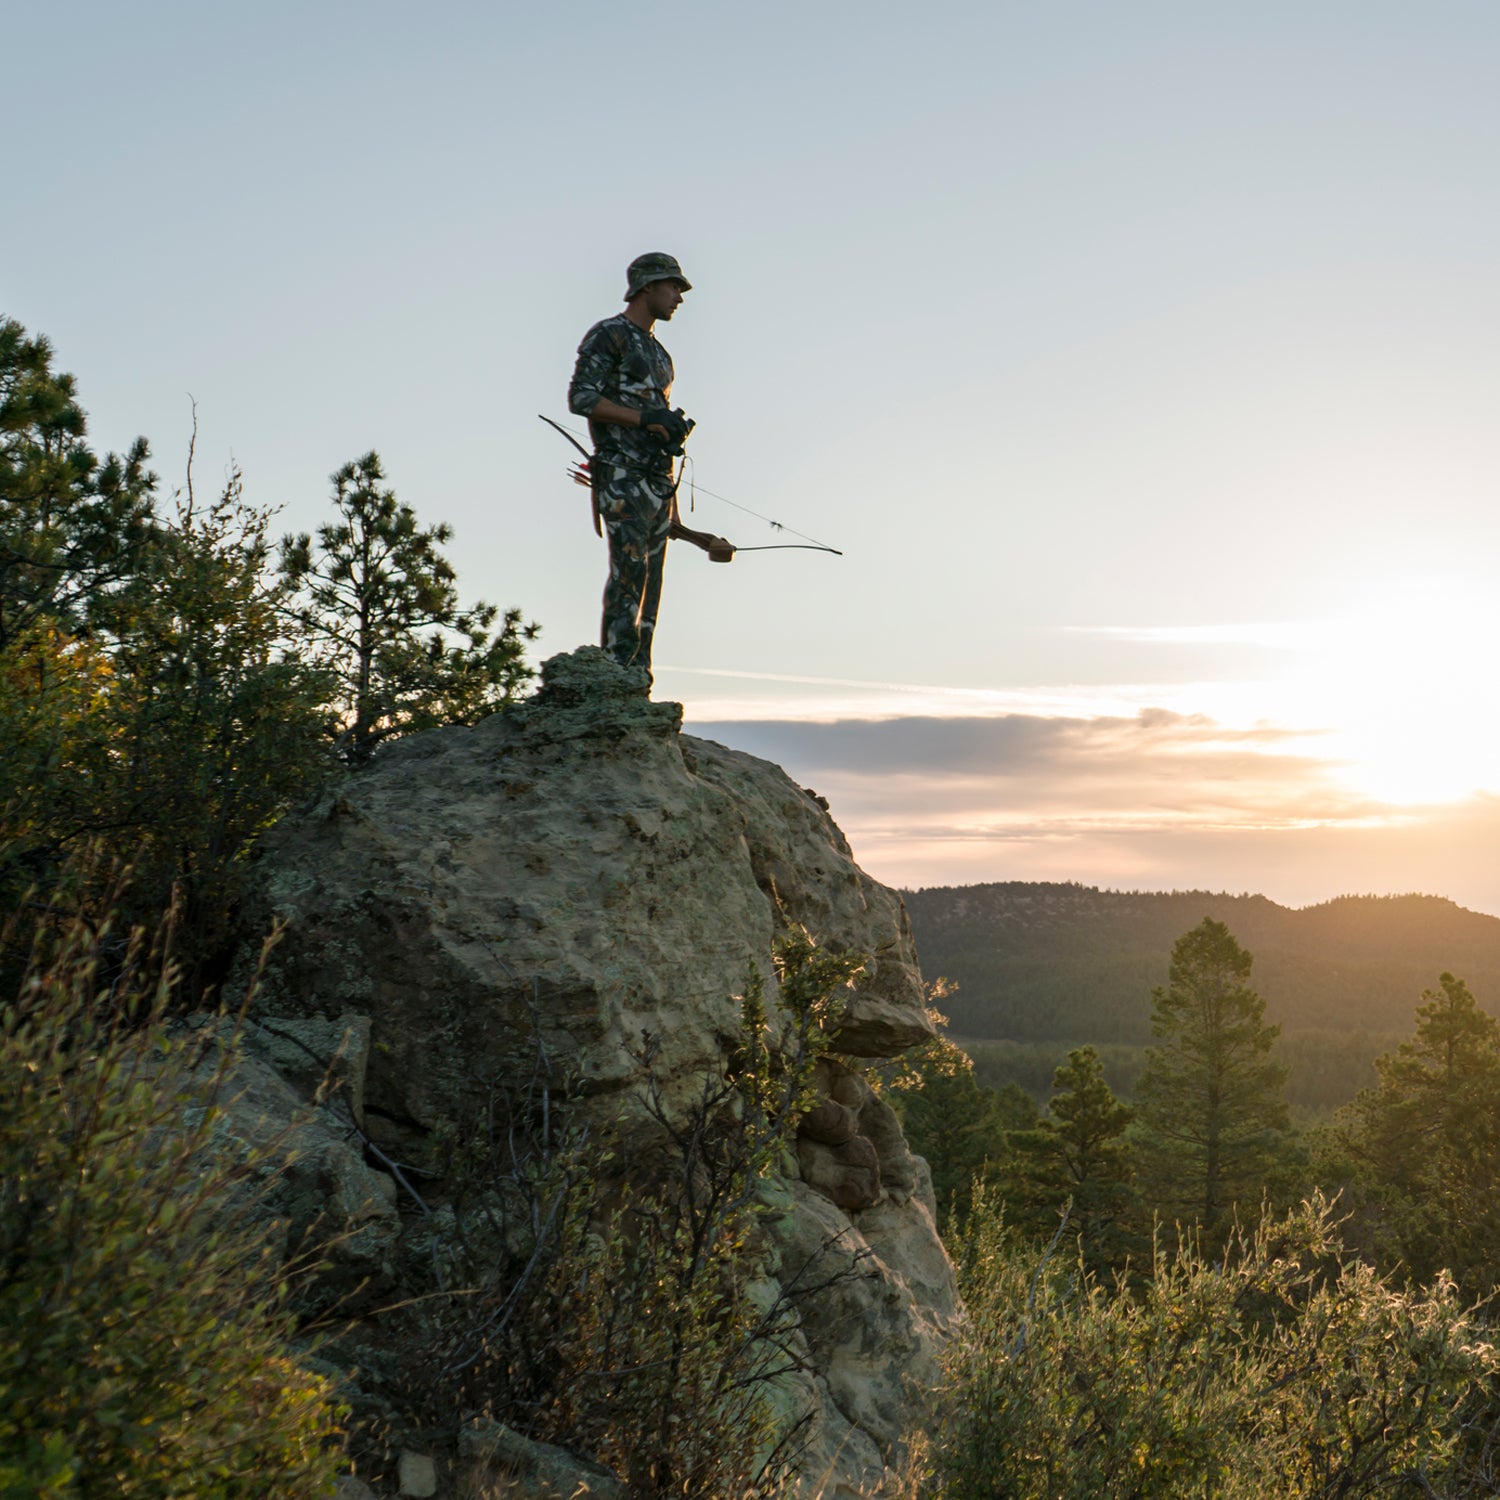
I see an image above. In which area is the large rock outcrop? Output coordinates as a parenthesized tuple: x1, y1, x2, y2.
(232, 648, 958, 1496)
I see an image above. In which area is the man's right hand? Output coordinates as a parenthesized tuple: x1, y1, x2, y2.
(638, 407, 692, 447)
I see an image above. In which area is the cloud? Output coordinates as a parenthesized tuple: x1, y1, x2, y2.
(684, 709, 1500, 915)
(1056, 622, 1322, 649)
(655, 664, 1162, 722)
(690, 709, 1348, 818)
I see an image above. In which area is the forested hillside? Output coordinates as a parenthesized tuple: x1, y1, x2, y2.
(904, 882, 1500, 1042)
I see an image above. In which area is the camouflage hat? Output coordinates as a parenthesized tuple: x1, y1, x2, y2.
(625, 252, 692, 299)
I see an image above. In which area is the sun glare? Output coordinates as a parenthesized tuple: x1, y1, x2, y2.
(1286, 588, 1500, 806)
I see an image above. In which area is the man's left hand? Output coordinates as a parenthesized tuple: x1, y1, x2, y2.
(669, 518, 735, 561)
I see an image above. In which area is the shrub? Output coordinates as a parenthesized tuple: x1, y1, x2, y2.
(0, 896, 346, 1497)
(392, 930, 860, 1499)
(932, 1192, 1500, 1499)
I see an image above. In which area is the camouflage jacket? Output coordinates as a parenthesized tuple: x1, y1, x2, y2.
(567, 313, 675, 474)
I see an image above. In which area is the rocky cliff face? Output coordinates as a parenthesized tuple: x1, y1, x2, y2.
(229, 648, 958, 1497)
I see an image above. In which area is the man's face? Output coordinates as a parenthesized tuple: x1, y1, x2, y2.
(642, 278, 687, 321)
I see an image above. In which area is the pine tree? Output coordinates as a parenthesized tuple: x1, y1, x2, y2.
(1, 319, 158, 889)
(1005, 1046, 1136, 1267)
(897, 1064, 1040, 1225)
(1344, 973, 1500, 1294)
(0, 318, 156, 649)
(280, 452, 538, 764)
(1133, 918, 1289, 1232)
(1, 320, 334, 978)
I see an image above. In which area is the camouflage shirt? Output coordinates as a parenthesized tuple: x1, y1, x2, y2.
(567, 313, 675, 473)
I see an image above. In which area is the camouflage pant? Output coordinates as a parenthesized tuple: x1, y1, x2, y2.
(596, 459, 675, 671)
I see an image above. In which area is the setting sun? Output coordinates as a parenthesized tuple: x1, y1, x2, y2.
(1284, 588, 1500, 806)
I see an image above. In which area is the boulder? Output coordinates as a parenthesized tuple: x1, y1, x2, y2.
(798, 1095, 861, 1147)
(396, 1451, 437, 1497)
(233, 648, 957, 1495)
(797, 1132, 882, 1212)
(198, 1030, 399, 1305)
(459, 1419, 625, 1499)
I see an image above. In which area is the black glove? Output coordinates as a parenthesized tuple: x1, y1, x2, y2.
(638, 406, 693, 449)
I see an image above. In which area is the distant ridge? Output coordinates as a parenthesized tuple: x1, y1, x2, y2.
(902, 882, 1500, 1042)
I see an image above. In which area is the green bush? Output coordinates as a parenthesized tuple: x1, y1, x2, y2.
(931, 1192, 1500, 1499)
(0, 898, 346, 1497)
(394, 931, 858, 1499)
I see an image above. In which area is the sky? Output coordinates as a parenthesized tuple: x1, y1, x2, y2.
(7, 3, 1500, 912)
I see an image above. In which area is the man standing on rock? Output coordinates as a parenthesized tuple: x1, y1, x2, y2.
(568, 251, 732, 676)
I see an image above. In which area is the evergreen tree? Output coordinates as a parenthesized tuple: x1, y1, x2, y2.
(897, 1064, 1040, 1225)
(0, 318, 156, 648)
(280, 452, 537, 765)
(1342, 973, 1500, 1295)
(1134, 918, 1290, 1232)
(1006, 1046, 1136, 1267)
(0, 320, 333, 980)
(1, 318, 158, 899)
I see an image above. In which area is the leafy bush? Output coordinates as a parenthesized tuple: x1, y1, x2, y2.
(931, 1192, 1500, 1499)
(390, 930, 858, 1499)
(0, 896, 346, 1496)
